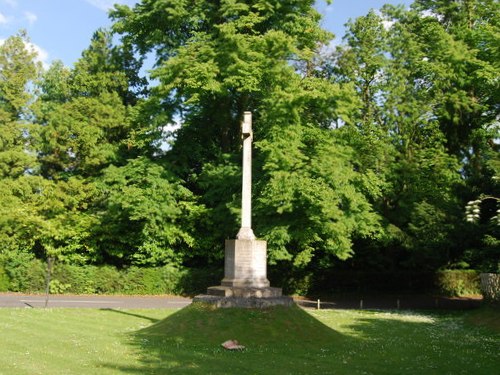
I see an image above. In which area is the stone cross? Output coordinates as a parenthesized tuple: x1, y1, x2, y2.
(236, 111, 256, 240)
(194, 110, 292, 307)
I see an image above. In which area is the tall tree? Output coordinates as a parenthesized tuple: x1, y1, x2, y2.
(0, 33, 98, 264)
(328, 10, 393, 215)
(0, 32, 39, 178)
(37, 92, 130, 179)
(30, 31, 142, 264)
(0, 32, 38, 255)
(112, 0, 335, 165)
(35, 29, 148, 179)
(71, 29, 148, 105)
(324, 0, 499, 273)
(400, 1, 499, 159)
(382, 4, 464, 265)
(385, 0, 500, 269)
(111, 0, 380, 269)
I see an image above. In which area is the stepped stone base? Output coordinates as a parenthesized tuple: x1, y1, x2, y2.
(207, 286, 283, 298)
(193, 292, 294, 309)
(193, 286, 293, 308)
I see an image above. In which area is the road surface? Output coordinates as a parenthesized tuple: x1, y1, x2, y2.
(0, 293, 481, 310)
(0, 294, 192, 309)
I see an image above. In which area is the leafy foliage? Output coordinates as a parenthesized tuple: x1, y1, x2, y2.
(93, 157, 204, 266)
(0, 0, 498, 288)
(37, 92, 130, 178)
(256, 125, 380, 266)
(327, 0, 499, 273)
(0, 33, 39, 178)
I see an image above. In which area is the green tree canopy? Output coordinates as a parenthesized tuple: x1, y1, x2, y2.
(109, 0, 379, 269)
(0, 32, 39, 178)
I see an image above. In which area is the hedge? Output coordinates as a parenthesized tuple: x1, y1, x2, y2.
(436, 269, 481, 297)
(0, 253, 483, 298)
(0, 253, 223, 296)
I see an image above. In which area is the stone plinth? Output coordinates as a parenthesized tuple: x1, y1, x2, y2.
(193, 238, 294, 308)
(207, 286, 282, 298)
(193, 293, 294, 309)
(222, 239, 270, 288)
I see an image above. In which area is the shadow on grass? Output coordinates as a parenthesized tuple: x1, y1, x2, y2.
(101, 308, 161, 324)
(101, 305, 499, 375)
(101, 303, 350, 374)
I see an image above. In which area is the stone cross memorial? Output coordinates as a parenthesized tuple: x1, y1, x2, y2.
(236, 111, 256, 241)
(194, 112, 293, 308)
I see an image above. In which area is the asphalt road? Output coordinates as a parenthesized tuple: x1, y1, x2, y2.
(0, 294, 192, 309)
(0, 293, 481, 310)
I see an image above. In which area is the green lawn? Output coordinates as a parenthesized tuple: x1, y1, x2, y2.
(0, 305, 498, 374)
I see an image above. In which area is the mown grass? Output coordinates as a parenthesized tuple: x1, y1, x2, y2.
(0, 305, 498, 374)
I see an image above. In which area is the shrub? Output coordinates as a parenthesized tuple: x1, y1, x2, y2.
(177, 266, 223, 296)
(51, 264, 96, 294)
(286, 273, 315, 296)
(0, 255, 226, 296)
(0, 265, 9, 292)
(92, 266, 123, 294)
(121, 266, 179, 295)
(436, 270, 481, 297)
(48, 264, 189, 295)
(160, 265, 186, 295)
(0, 251, 46, 292)
(49, 279, 72, 294)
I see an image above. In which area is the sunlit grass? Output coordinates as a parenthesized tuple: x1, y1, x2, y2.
(0, 305, 498, 374)
(310, 309, 499, 374)
(0, 308, 171, 375)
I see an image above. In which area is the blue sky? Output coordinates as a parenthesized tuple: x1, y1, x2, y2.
(0, 0, 412, 68)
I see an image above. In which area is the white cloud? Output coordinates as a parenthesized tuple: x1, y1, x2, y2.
(24, 41, 49, 69)
(321, 38, 341, 55)
(84, 0, 115, 11)
(0, 12, 10, 25)
(382, 20, 394, 30)
(0, 36, 49, 69)
(421, 9, 444, 22)
(24, 11, 37, 25)
(29, 42, 48, 61)
(84, 0, 134, 11)
(2, 0, 17, 8)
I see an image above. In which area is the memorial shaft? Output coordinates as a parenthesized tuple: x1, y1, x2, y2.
(237, 111, 255, 240)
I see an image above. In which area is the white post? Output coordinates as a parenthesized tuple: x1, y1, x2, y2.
(237, 112, 256, 240)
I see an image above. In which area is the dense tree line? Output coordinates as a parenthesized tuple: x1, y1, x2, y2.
(0, 0, 498, 285)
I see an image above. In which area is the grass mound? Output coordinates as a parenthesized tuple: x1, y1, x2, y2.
(140, 303, 338, 346)
(124, 303, 343, 374)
